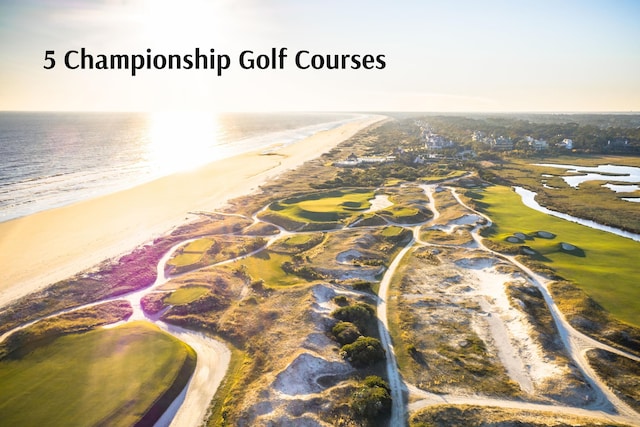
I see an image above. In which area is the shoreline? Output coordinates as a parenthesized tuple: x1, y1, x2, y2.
(0, 115, 384, 308)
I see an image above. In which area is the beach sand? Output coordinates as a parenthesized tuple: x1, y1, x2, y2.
(0, 115, 383, 308)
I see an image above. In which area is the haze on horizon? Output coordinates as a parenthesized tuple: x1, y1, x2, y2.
(0, 0, 639, 113)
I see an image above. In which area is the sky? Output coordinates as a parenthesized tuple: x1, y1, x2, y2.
(0, 0, 639, 112)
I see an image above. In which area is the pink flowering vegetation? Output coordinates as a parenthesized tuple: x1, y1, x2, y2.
(141, 292, 169, 315)
(0, 236, 180, 336)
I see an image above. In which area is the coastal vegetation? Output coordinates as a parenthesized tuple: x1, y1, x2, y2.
(586, 348, 640, 413)
(409, 404, 632, 427)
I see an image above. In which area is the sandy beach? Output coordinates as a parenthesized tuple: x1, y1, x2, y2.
(0, 115, 383, 308)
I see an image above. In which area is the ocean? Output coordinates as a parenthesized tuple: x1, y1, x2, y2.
(0, 111, 360, 222)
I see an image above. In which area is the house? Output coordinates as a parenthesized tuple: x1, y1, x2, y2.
(333, 153, 394, 167)
(526, 137, 548, 150)
(491, 136, 513, 151)
(557, 138, 573, 149)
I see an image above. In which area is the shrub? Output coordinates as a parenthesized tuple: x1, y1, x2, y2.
(281, 262, 325, 281)
(350, 376, 392, 420)
(332, 303, 376, 333)
(363, 375, 390, 392)
(333, 295, 349, 306)
(340, 336, 385, 367)
(332, 321, 361, 345)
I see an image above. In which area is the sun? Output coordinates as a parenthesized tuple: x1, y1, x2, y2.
(145, 111, 221, 174)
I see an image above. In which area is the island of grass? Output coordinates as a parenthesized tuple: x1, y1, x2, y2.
(259, 188, 376, 229)
(0, 321, 196, 427)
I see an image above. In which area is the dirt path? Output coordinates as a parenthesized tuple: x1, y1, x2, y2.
(376, 226, 419, 426)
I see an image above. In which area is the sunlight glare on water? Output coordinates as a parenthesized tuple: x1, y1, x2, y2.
(145, 112, 222, 174)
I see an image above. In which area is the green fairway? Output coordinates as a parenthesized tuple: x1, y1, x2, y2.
(0, 321, 196, 427)
(381, 225, 404, 237)
(165, 285, 209, 305)
(168, 238, 215, 267)
(183, 238, 215, 253)
(475, 185, 640, 326)
(282, 234, 315, 245)
(270, 189, 376, 223)
(228, 250, 300, 286)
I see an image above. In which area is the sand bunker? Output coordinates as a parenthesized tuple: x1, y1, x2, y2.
(362, 194, 393, 213)
(537, 231, 555, 239)
(336, 249, 363, 264)
(454, 257, 495, 270)
(273, 353, 351, 395)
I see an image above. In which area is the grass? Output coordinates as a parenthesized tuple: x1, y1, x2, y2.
(169, 252, 203, 267)
(267, 189, 376, 224)
(409, 404, 632, 427)
(168, 238, 215, 267)
(225, 250, 301, 286)
(0, 321, 196, 427)
(586, 348, 640, 413)
(380, 225, 404, 237)
(282, 234, 315, 245)
(184, 238, 215, 252)
(205, 345, 247, 426)
(419, 169, 467, 182)
(165, 285, 210, 305)
(473, 184, 640, 327)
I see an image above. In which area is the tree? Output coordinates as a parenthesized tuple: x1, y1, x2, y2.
(350, 376, 392, 421)
(340, 336, 385, 367)
(332, 321, 361, 345)
(331, 303, 376, 334)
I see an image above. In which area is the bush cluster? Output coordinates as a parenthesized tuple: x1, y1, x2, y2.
(350, 376, 392, 421)
(330, 302, 385, 367)
(340, 336, 386, 367)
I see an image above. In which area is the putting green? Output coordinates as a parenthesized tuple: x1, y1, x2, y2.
(271, 189, 376, 223)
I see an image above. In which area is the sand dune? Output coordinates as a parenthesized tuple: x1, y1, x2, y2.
(0, 115, 383, 308)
